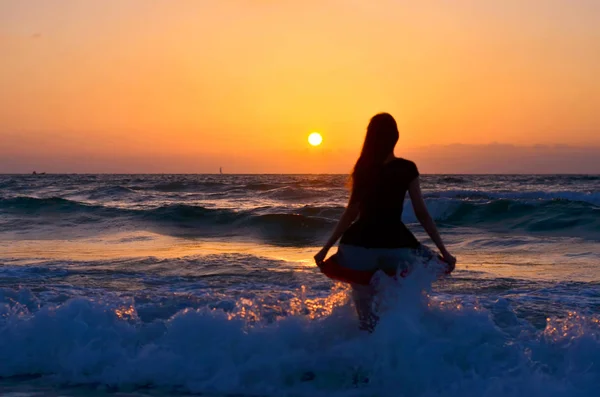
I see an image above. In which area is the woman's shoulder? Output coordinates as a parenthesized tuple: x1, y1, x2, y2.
(392, 157, 418, 170)
(391, 158, 419, 180)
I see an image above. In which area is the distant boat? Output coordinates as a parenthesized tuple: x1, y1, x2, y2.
(220, 167, 223, 174)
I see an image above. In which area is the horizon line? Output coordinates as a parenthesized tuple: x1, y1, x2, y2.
(2, 172, 599, 176)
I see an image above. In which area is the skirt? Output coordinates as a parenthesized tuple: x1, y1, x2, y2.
(319, 243, 449, 285)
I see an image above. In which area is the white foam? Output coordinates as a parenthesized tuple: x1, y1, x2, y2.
(1, 268, 600, 396)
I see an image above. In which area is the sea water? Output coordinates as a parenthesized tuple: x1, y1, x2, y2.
(0, 174, 599, 397)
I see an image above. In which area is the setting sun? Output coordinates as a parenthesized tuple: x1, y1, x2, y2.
(308, 132, 323, 146)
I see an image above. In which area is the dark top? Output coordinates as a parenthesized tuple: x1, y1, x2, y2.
(340, 158, 420, 249)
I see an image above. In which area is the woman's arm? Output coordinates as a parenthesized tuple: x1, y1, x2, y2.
(314, 200, 360, 266)
(408, 177, 456, 269)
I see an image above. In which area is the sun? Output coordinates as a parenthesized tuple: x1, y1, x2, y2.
(308, 132, 323, 146)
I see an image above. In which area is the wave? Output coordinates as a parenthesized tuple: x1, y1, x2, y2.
(0, 197, 101, 213)
(144, 204, 335, 243)
(1, 280, 600, 396)
(146, 178, 346, 195)
(426, 190, 600, 206)
(260, 186, 340, 201)
(437, 176, 468, 184)
(0, 197, 335, 243)
(576, 175, 600, 181)
(243, 182, 286, 191)
(0, 197, 340, 223)
(143, 185, 600, 207)
(0, 179, 18, 189)
(148, 180, 318, 193)
(151, 180, 228, 192)
(1, 196, 598, 240)
(454, 200, 597, 232)
(86, 185, 137, 199)
(405, 198, 600, 236)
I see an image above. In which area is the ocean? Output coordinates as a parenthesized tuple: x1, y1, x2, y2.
(0, 173, 599, 397)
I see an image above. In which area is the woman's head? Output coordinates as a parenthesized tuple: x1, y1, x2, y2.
(350, 113, 399, 200)
(360, 113, 399, 161)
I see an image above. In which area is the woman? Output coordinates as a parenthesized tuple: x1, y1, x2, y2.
(314, 113, 456, 331)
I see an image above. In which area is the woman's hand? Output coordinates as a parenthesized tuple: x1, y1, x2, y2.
(441, 251, 457, 272)
(313, 201, 359, 269)
(314, 247, 329, 267)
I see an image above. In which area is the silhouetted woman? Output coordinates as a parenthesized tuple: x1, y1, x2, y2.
(314, 113, 456, 331)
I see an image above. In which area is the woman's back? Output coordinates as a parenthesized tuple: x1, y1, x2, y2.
(359, 158, 419, 220)
(342, 158, 420, 249)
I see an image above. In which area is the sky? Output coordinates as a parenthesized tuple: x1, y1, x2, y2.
(1, 0, 599, 173)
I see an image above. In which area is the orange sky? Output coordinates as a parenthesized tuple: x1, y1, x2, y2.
(1, 1, 599, 173)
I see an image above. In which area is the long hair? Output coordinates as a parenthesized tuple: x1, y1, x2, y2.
(350, 113, 399, 202)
